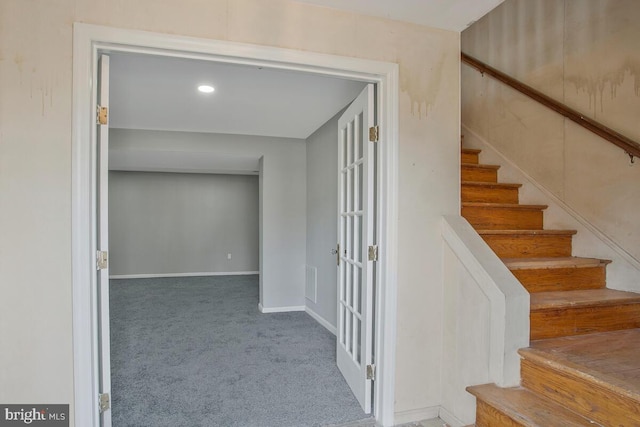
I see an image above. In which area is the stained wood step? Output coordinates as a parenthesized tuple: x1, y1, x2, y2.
(462, 163, 500, 182)
(477, 229, 576, 258)
(503, 257, 610, 293)
(530, 289, 640, 340)
(520, 329, 640, 426)
(462, 148, 481, 164)
(467, 384, 596, 427)
(462, 181, 521, 204)
(462, 203, 547, 230)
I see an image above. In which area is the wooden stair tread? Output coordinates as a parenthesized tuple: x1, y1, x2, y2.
(463, 202, 548, 210)
(462, 163, 500, 170)
(530, 288, 640, 310)
(506, 257, 609, 292)
(476, 229, 577, 236)
(503, 257, 611, 270)
(462, 148, 482, 154)
(462, 181, 521, 204)
(462, 163, 498, 182)
(462, 148, 481, 164)
(522, 329, 640, 402)
(479, 229, 576, 258)
(464, 204, 546, 230)
(462, 181, 522, 188)
(467, 384, 597, 426)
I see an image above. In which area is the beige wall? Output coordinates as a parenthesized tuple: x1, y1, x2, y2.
(0, 0, 460, 423)
(462, 0, 640, 262)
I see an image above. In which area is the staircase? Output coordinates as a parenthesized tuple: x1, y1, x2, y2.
(460, 147, 640, 426)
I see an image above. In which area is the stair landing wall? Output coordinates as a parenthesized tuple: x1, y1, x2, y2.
(441, 216, 530, 427)
(441, 243, 493, 425)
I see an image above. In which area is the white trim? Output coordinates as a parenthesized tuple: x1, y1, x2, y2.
(438, 406, 467, 427)
(258, 303, 306, 313)
(72, 23, 100, 427)
(393, 406, 440, 425)
(462, 124, 640, 271)
(72, 23, 399, 427)
(109, 271, 259, 279)
(305, 306, 337, 335)
(375, 47, 400, 427)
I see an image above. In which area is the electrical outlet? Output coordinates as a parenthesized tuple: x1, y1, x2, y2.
(227, 253, 232, 260)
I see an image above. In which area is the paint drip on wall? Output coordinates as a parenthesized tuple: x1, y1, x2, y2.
(398, 51, 447, 118)
(567, 59, 640, 117)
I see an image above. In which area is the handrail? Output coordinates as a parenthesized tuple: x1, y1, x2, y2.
(462, 52, 640, 161)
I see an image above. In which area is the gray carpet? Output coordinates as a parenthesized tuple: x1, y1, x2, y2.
(110, 275, 367, 427)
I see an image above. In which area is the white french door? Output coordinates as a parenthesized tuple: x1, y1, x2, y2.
(337, 84, 376, 414)
(96, 54, 112, 427)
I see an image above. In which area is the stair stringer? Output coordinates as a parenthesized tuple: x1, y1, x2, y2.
(441, 215, 530, 426)
(462, 124, 640, 293)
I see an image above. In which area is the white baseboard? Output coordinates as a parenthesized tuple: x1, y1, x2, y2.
(439, 406, 468, 427)
(394, 406, 440, 425)
(462, 124, 640, 271)
(110, 271, 259, 280)
(305, 306, 337, 335)
(258, 303, 306, 313)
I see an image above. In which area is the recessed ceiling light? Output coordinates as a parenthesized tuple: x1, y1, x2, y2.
(198, 85, 215, 94)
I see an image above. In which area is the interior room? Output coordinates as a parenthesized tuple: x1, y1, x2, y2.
(105, 51, 373, 426)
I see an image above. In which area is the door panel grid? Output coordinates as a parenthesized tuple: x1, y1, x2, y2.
(340, 126, 365, 366)
(336, 84, 375, 414)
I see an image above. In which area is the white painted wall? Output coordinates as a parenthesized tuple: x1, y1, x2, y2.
(440, 216, 529, 426)
(110, 129, 307, 309)
(0, 1, 460, 423)
(108, 171, 259, 277)
(441, 244, 491, 425)
(305, 108, 343, 331)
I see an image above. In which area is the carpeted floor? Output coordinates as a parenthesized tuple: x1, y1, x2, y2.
(109, 275, 367, 427)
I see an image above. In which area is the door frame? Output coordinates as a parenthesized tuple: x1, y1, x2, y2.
(71, 23, 399, 427)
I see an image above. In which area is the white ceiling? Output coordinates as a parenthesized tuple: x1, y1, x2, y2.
(294, 0, 504, 32)
(109, 1, 505, 140)
(109, 53, 366, 139)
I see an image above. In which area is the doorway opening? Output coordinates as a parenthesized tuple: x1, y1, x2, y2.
(105, 50, 370, 425)
(72, 23, 399, 427)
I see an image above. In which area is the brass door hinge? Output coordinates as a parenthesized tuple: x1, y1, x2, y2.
(98, 393, 110, 413)
(97, 106, 108, 125)
(97, 250, 108, 270)
(366, 364, 376, 380)
(369, 126, 379, 142)
(368, 245, 378, 262)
